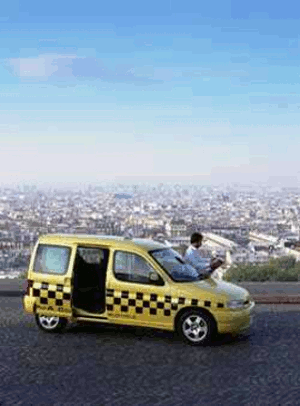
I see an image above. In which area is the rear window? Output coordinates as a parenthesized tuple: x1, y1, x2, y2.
(34, 244, 71, 275)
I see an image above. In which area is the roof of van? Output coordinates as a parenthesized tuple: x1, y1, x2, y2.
(37, 234, 166, 251)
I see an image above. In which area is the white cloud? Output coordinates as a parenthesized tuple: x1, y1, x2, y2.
(4, 55, 76, 79)
(4, 55, 162, 85)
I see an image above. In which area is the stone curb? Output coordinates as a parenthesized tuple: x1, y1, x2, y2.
(0, 291, 23, 297)
(252, 295, 300, 304)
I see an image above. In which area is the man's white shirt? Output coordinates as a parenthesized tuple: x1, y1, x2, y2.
(184, 245, 212, 274)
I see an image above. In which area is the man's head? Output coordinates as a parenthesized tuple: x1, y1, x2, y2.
(190, 232, 203, 249)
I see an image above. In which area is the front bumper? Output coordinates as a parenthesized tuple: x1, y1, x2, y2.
(215, 301, 255, 335)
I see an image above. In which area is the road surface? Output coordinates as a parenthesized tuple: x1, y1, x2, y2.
(1, 298, 300, 405)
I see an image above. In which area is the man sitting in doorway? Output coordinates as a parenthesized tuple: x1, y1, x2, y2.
(184, 232, 223, 277)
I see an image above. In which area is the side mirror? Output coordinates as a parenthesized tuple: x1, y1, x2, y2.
(149, 272, 159, 282)
(149, 272, 164, 285)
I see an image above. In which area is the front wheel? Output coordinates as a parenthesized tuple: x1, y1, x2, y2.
(178, 310, 216, 346)
(35, 314, 67, 333)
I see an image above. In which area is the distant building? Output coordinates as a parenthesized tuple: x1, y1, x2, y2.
(114, 193, 132, 200)
(96, 221, 121, 236)
(210, 225, 250, 239)
(165, 219, 187, 237)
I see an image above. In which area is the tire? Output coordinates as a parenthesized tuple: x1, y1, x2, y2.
(177, 309, 216, 346)
(35, 314, 67, 333)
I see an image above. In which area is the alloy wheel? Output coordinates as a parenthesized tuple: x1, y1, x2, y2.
(38, 315, 60, 331)
(182, 314, 209, 343)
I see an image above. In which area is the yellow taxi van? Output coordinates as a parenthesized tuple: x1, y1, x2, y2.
(23, 234, 255, 345)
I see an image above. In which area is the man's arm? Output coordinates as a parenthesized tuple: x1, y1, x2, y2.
(184, 250, 213, 275)
(184, 250, 224, 275)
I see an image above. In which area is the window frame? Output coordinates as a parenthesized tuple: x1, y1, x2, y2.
(113, 250, 164, 286)
(33, 244, 72, 276)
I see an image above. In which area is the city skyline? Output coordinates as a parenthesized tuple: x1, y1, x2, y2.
(1, 0, 300, 187)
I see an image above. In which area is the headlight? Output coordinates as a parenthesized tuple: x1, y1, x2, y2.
(227, 300, 245, 309)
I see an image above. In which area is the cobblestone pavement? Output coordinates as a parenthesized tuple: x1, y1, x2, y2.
(1, 298, 300, 405)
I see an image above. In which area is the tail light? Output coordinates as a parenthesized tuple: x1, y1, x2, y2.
(24, 279, 33, 295)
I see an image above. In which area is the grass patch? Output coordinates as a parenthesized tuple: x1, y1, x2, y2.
(224, 256, 300, 282)
(18, 270, 28, 279)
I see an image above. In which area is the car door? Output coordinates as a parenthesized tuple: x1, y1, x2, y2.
(106, 250, 173, 328)
(72, 245, 109, 314)
(32, 243, 75, 318)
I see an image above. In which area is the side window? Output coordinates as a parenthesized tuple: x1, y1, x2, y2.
(34, 245, 71, 275)
(73, 246, 109, 291)
(114, 251, 161, 284)
(77, 247, 106, 265)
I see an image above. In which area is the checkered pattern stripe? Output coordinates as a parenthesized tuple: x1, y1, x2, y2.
(29, 280, 71, 307)
(106, 289, 224, 316)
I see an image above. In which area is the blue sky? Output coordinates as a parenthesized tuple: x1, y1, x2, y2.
(0, 0, 300, 187)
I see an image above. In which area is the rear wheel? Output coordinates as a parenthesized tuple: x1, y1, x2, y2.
(35, 314, 67, 333)
(178, 309, 216, 346)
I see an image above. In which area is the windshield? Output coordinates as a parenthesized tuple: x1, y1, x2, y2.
(150, 248, 204, 282)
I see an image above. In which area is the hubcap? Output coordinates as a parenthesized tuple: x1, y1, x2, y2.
(183, 315, 208, 342)
(39, 315, 60, 330)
